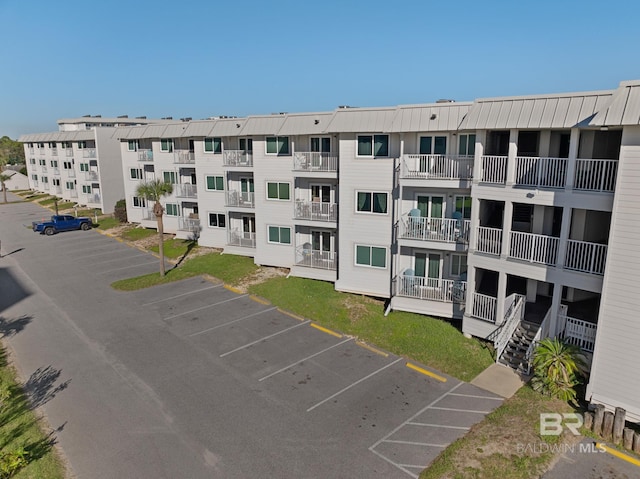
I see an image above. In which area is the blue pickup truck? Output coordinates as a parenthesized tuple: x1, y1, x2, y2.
(32, 215, 93, 235)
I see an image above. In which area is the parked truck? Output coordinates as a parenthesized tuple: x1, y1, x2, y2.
(32, 215, 93, 235)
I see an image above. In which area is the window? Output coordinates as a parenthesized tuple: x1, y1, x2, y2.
(52, 178, 60, 186)
(163, 171, 177, 184)
(127, 140, 138, 151)
(39, 159, 46, 166)
(419, 136, 447, 155)
(80, 163, 89, 172)
(458, 134, 476, 156)
(417, 195, 444, 218)
(165, 203, 179, 216)
(48, 142, 56, 148)
(205, 175, 224, 191)
(451, 254, 467, 277)
(65, 181, 75, 190)
(132, 196, 146, 208)
(266, 136, 290, 155)
(42, 176, 48, 183)
(208, 213, 226, 228)
(31, 174, 38, 180)
(266, 182, 290, 200)
(454, 196, 472, 219)
(204, 137, 222, 153)
(355, 245, 386, 268)
(160, 139, 173, 152)
(356, 191, 388, 214)
(310, 137, 331, 153)
(37, 143, 44, 148)
(29, 158, 35, 164)
(82, 185, 92, 194)
(357, 135, 389, 157)
(239, 138, 253, 152)
(63, 142, 72, 149)
(130, 168, 143, 180)
(77, 141, 86, 149)
(50, 160, 58, 167)
(267, 226, 291, 244)
(63, 161, 73, 170)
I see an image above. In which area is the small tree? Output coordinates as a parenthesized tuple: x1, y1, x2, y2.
(0, 173, 9, 203)
(113, 199, 128, 223)
(531, 338, 588, 405)
(135, 180, 173, 276)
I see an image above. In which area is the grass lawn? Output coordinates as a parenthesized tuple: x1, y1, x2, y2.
(248, 277, 493, 382)
(37, 198, 57, 206)
(95, 216, 121, 230)
(120, 227, 157, 241)
(111, 252, 258, 291)
(0, 348, 66, 479)
(55, 202, 76, 211)
(24, 194, 50, 201)
(420, 385, 577, 479)
(149, 238, 198, 259)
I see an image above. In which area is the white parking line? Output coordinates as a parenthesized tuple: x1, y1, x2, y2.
(142, 284, 223, 306)
(219, 320, 311, 358)
(163, 295, 248, 321)
(447, 392, 503, 400)
(90, 253, 148, 265)
(258, 337, 353, 382)
(406, 422, 470, 430)
(97, 260, 159, 274)
(429, 406, 491, 414)
(307, 358, 403, 412)
(382, 439, 446, 448)
(188, 307, 278, 337)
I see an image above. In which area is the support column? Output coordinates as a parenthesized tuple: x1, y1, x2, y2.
(506, 129, 518, 185)
(555, 205, 573, 269)
(566, 128, 580, 190)
(473, 131, 486, 182)
(549, 280, 564, 338)
(501, 201, 513, 258)
(496, 270, 508, 325)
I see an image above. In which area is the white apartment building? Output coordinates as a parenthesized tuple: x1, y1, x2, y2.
(111, 80, 640, 421)
(20, 116, 170, 213)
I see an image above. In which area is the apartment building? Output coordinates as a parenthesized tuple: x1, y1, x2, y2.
(20, 116, 169, 213)
(112, 80, 640, 421)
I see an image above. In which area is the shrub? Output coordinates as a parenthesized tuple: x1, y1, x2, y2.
(0, 447, 28, 478)
(114, 199, 127, 223)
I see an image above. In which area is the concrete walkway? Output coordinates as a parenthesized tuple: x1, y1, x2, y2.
(470, 363, 525, 398)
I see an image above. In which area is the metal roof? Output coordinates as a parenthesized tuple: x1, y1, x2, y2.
(459, 90, 614, 130)
(590, 80, 640, 126)
(56, 117, 173, 125)
(240, 115, 287, 135)
(136, 124, 169, 139)
(277, 112, 335, 135)
(323, 107, 397, 133)
(210, 118, 247, 137)
(390, 102, 472, 132)
(160, 123, 190, 138)
(181, 120, 216, 137)
(19, 130, 96, 142)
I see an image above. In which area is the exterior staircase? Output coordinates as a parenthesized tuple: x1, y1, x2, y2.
(498, 321, 540, 374)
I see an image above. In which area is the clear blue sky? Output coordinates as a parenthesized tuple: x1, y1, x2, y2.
(2, 0, 639, 139)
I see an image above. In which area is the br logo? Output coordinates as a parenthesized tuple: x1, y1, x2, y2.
(540, 413, 583, 436)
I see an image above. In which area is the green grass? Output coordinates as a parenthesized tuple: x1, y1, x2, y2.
(37, 197, 57, 206)
(95, 216, 121, 230)
(248, 277, 493, 382)
(55, 202, 77, 211)
(24, 194, 50, 201)
(111, 252, 258, 291)
(75, 208, 102, 217)
(120, 227, 157, 241)
(0, 348, 66, 479)
(149, 238, 198, 259)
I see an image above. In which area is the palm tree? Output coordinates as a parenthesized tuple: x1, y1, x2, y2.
(136, 179, 173, 276)
(0, 173, 10, 203)
(531, 338, 588, 404)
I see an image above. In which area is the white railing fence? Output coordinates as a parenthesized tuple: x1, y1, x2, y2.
(480, 155, 507, 184)
(293, 152, 338, 172)
(295, 246, 337, 270)
(294, 200, 337, 222)
(471, 292, 498, 323)
(401, 154, 473, 180)
(524, 306, 553, 374)
(174, 183, 198, 198)
(174, 151, 195, 164)
(476, 226, 502, 255)
(178, 217, 201, 232)
(509, 231, 559, 265)
(574, 159, 618, 192)
(400, 215, 471, 243)
(395, 274, 467, 303)
(557, 314, 597, 353)
(515, 156, 567, 188)
(226, 190, 255, 207)
(228, 229, 256, 248)
(564, 240, 607, 275)
(223, 150, 253, 167)
(492, 294, 526, 362)
(138, 149, 154, 161)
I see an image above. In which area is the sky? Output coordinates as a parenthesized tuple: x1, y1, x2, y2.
(1, 0, 639, 139)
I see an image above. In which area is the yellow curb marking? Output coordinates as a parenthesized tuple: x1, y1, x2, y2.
(277, 308, 306, 322)
(406, 362, 447, 382)
(310, 323, 342, 338)
(596, 443, 640, 467)
(224, 285, 243, 294)
(356, 341, 389, 357)
(249, 295, 270, 305)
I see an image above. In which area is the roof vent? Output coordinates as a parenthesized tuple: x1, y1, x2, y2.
(135, 116, 147, 119)
(338, 105, 354, 109)
(161, 116, 173, 120)
(180, 117, 192, 122)
(117, 115, 128, 118)
(93, 115, 102, 118)
(436, 99, 455, 103)
(82, 114, 91, 118)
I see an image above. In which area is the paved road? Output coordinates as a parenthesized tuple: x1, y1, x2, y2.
(0, 196, 503, 478)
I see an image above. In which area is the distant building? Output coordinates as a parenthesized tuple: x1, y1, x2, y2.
(0, 169, 29, 191)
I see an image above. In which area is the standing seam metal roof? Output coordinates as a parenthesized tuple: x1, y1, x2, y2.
(323, 108, 397, 133)
(590, 81, 640, 126)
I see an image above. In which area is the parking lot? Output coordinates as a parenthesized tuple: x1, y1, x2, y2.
(0, 199, 504, 478)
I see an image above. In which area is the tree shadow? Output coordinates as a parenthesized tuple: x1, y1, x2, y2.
(0, 315, 32, 339)
(173, 238, 198, 268)
(22, 366, 71, 410)
(0, 248, 24, 258)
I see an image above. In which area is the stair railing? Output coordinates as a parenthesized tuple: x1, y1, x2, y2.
(523, 305, 553, 375)
(493, 294, 526, 362)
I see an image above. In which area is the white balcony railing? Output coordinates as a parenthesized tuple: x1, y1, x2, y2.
(564, 240, 607, 275)
(223, 150, 253, 167)
(228, 229, 256, 248)
(51, 167, 60, 175)
(294, 200, 337, 222)
(174, 183, 198, 198)
(52, 185, 62, 194)
(84, 193, 101, 204)
(574, 159, 618, 193)
(395, 274, 467, 303)
(178, 217, 201, 233)
(83, 148, 97, 158)
(65, 169, 76, 178)
(400, 154, 473, 180)
(174, 150, 195, 164)
(41, 165, 48, 173)
(293, 152, 338, 172)
(480, 155, 507, 184)
(399, 214, 470, 243)
(138, 149, 154, 162)
(515, 156, 567, 189)
(471, 292, 498, 323)
(493, 294, 526, 360)
(476, 226, 502, 255)
(84, 170, 99, 181)
(557, 315, 597, 352)
(509, 231, 559, 266)
(225, 190, 255, 208)
(295, 246, 337, 270)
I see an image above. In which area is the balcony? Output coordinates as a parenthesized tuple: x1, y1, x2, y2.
(475, 226, 502, 255)
(557, 314, 597, 352)
(395, 274, 467, 303)
(83, 148, 97, 158)
(225, 190, 255, 208)
(52, 185, 61, 194)
(509, 231, 559, 266)
(84, 170, 99, 181)
(399, 214, 470, 244)
(69, 190, 78, 198)
(400, 154, 473, 180)
(294, 200, 337, 222)
(41, 165, 48, 173)
(174, 183, 198, 199)
(223, 150, 253, 167)
(174, 150, 195, 164)
(227, 229, 256, 248)
(564, 240, 607, 275)
(85, 193, 101, 204)
(51, 167, 60, 175)
(293, 152, 338, 172)
(138, 149, 154, 162)
(480, 155, 507, 184)
(470, 292, 498, 323)
(178, 217, 201, 233)
(574, 159, 618, 193)
(295, 246, 337, 270)
(65, 169, 76, 178)
(515, 156, 567, 189)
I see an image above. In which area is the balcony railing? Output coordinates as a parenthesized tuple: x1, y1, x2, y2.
(65, 169, 76, 178)
(476, 226, 502, 255)
(295, 246, 337, 270)
(515, 156, 567, 189)
(138, 149, 154, 162)
(225, 190, 255, 208)
(174, 150, 195, 164)
(66, 149, 73, 157)
(395, 274, 467, 303)
(574, 159, 618, 193)
(85, 193, 101, 204)
(557, 315, 597, 352)
(84, 170, 99, 181)
(40, 165, 48, 173)
(52, 185, 62, 194)
(51, 167, 60, 175)
(509, 231, 559, 266)
(178, 217, 201, 233)
(399, 214, 470, 243)
(83, 148, 97, 158)
(223, 150, 253, 167)
(480, 155, 507, 184)
(228, 229, 256, 248)
(174, 183, 198, 199)
(294, 200, 337, 222)
(564, 240, 607, 275)
(69, 190, 78, 198)
(400, 154, 473, 180)
(471, 292, 498, 323)
(293, 152, 338, 172)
